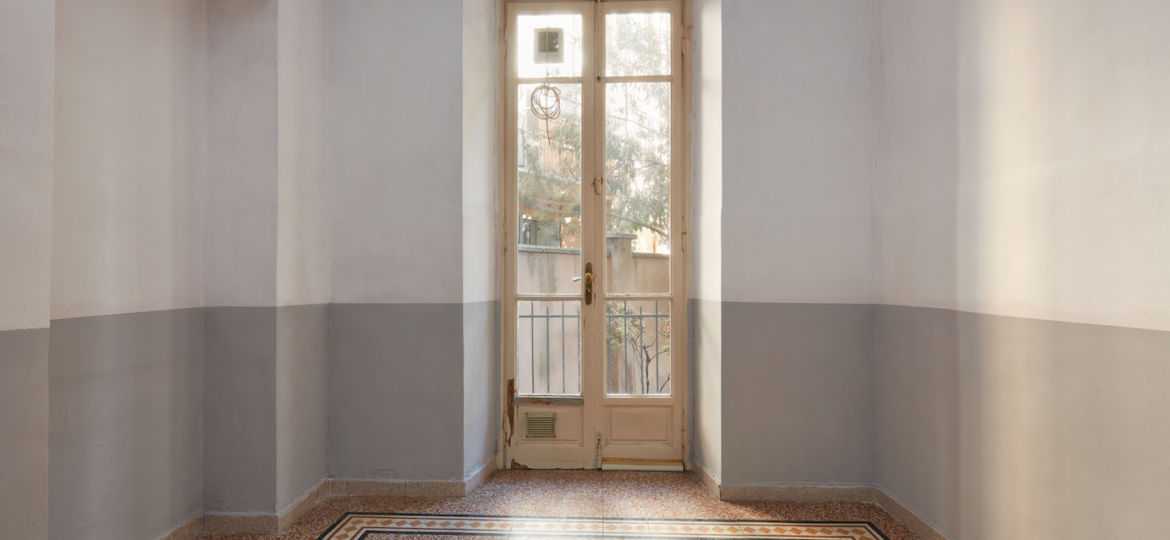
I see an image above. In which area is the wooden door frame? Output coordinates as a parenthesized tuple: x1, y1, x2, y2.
(496, 0, 692, 470)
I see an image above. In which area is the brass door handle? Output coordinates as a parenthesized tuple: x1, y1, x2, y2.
(584, 263, 593, 305)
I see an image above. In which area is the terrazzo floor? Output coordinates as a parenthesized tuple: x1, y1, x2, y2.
(200, 471, 917, 540)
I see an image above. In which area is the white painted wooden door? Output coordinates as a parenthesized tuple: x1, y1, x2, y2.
(502, 0, 687, 470)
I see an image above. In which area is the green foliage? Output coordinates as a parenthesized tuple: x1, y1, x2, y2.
(606, 302, 671, 395)
(518, 13, 673, 250)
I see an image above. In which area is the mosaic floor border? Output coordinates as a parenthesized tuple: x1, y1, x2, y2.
(318, 512, 890, 540)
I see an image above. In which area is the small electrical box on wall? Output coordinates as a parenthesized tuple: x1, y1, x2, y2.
(534, 27, 564, 63)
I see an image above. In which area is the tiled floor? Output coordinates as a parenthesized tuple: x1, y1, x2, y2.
(201, 471, 917, 540)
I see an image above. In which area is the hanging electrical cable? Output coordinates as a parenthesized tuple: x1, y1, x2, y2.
(530, 27, 563, 144)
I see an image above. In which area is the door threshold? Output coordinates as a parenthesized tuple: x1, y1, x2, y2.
(600, 458, 684, 472)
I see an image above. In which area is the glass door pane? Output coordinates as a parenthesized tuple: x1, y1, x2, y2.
(606, 300, 671, 395)
(605, 12, 672, 76)
(604, 81, 671, 294)
(518, 300, 583, 396)
(516, 81, 584, 295)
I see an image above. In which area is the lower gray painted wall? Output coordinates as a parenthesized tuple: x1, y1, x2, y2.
(462, 301, 499, 477)
(49, 310, 203, 540)
(0, 327, 50, 539)
(876, 305, 1170, 540)
(276, 304, 328, 510)
(203, 307, 276, 513)
(204, 305, 330, 515)
(33, 299, 1170, 540)
(688, 298, 722, 481)
(721, 303, 876, 486)
(328, 303, 465, 480)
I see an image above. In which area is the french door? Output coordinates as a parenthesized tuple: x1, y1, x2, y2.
(501, 0, 686, 469)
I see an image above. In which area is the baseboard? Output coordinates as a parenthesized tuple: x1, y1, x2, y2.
(202, 470, 496, 535)
(689, 462, 722, 498)
(201, 478, 332, 535)
(201, 512, 280, 535)
(718, 483, 877, 503)
(874, 488, 951, 540)
(463, 457, 498, 495)
(278, 478, 331, 530)
(689, 466, 877, 504)
(159, 517, 200, 540)
(327, 477, 467, 497)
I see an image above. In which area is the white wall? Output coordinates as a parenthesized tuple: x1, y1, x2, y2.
(206, 0, 279, 307)
(277, 0, 330, 307)
(52, 0, 207, 320)
(875, 1, 1170, 538)
(49, 2, 209, 538)
(690, 0, 723, 481)
(721, 0, 876, 304)
(0, 0, 55, 332)
(275, 0, 329, 512)
(461, 0, 500, 477)
(328, 0, 464, 305)
(462, 0, 498, 306)
(877, 0, 1170, 332)
(873, 0, 959, 312)
(0, 2, 54, 535)
(954, 0, 1170, 332)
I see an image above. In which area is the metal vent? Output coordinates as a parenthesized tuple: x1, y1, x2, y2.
(525, 412, 556, 438)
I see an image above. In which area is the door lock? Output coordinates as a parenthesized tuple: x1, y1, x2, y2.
(584, 263, 593, 305)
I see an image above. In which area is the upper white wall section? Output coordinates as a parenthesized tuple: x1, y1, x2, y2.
(51, 0, 207, 320)
(206, 0, 279, 307)
(721, 0, 876, 304)
(0, 0, 54, 331)
(690, 0, 723, 481)
(328, 0, 464, 305)
(277, 0, 330, 306)
(692, 0, 723, 304)
(876, 0, 1170, 332)
(874, 0, 959, 313)
(955, 0, 1170, 331)
(462, 0, 498, 305)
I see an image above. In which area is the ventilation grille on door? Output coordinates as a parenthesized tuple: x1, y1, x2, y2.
(525, 412, 556, 438)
